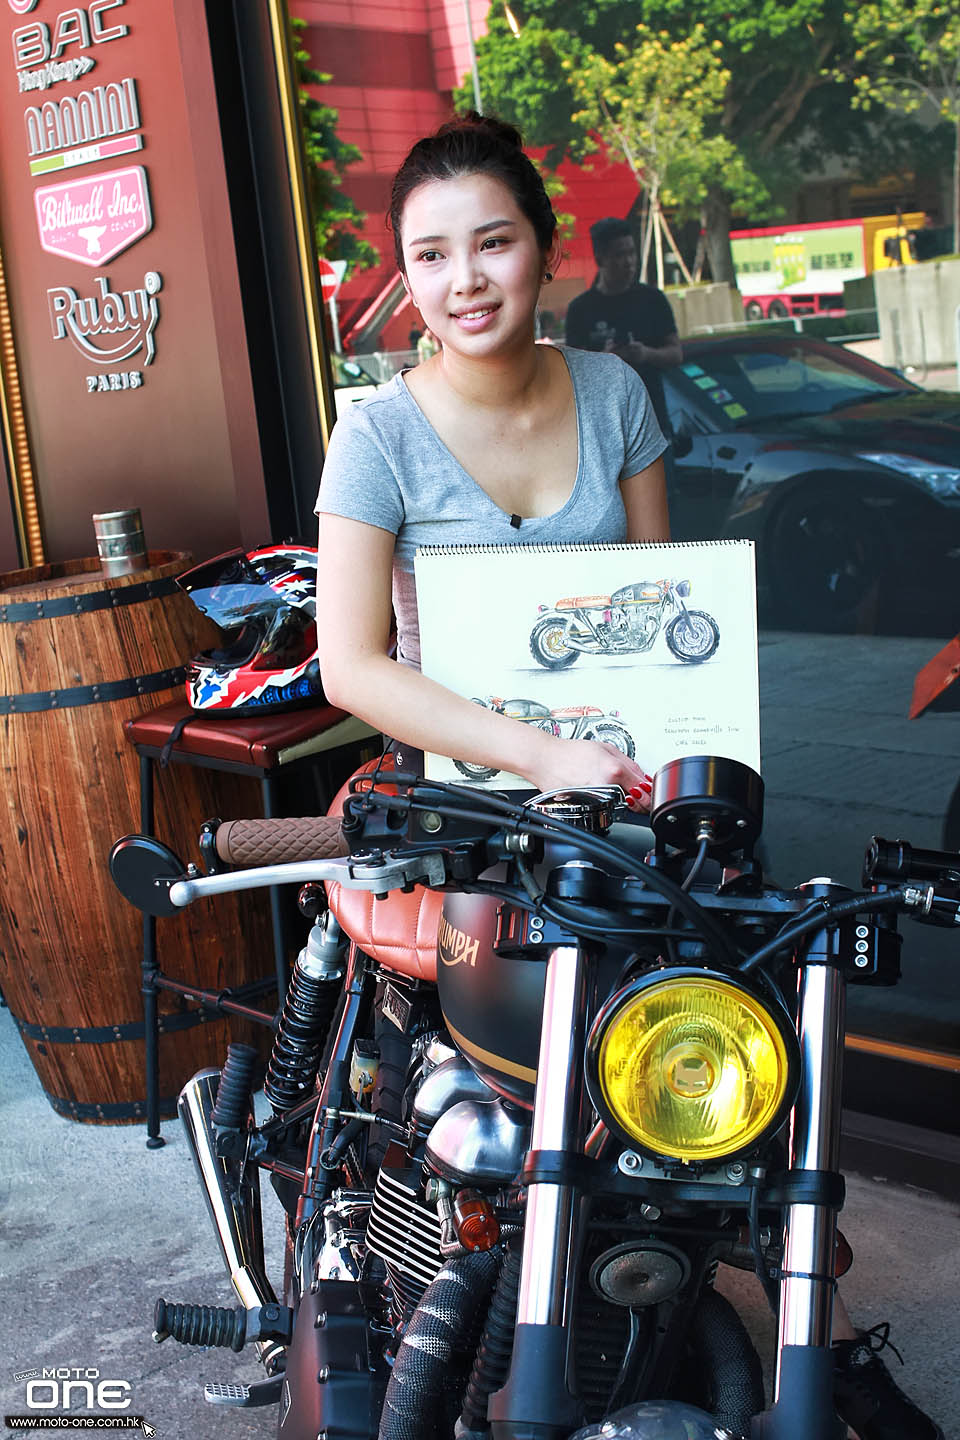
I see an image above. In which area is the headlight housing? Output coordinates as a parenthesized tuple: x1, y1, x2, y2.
(586, 969, 798, 1163)
(855, 451, 960, 499)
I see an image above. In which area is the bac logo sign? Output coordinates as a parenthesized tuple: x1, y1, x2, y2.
(34, 164, 151, 263)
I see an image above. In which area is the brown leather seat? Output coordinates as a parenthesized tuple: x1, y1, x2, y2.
(324, 754, 441, 982)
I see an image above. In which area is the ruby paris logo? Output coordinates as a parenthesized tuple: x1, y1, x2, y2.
(33, 164, 152, 264)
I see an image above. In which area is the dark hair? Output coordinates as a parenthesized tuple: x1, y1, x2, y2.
(389, 112, 557, 272)
(590, 217, 634, 264)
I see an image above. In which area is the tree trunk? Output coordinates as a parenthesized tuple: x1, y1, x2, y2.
(955, 116, 959, 252)
(701, 185, 736, 286)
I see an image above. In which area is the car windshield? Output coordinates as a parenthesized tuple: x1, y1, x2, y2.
(669, 341, 913, 428)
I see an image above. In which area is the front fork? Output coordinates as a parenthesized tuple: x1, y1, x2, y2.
(489, 945, 590, 1440)
(754, 907, 849, 1439)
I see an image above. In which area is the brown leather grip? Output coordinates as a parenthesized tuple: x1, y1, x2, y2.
(215, 817, 348, 867)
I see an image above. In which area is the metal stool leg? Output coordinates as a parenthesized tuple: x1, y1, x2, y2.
(262, 774, 289, 1002)
(139, 750, 165, 1149)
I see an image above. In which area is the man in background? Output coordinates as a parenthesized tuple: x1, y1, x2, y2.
(565, 217, 682, 434)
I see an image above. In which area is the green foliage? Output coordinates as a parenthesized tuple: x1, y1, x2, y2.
(567, 24, 768, 218)
(292, 17, 377, 272)
(837, 0, 960, 235)
(840, 0, 960, 122)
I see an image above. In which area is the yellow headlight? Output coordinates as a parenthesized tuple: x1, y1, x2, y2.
(591, 972, 794, 1163)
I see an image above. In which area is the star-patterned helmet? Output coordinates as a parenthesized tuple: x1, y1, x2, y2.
(176, 544, 324, 713)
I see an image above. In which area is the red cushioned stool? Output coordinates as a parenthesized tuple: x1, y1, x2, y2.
(124, 696, 379, 1144)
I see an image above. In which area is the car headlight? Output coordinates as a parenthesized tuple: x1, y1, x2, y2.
(586, 969, 798, 1163)
(856, 452, 960, 498)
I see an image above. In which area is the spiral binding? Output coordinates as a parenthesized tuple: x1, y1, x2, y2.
(415, 539, 742, 557)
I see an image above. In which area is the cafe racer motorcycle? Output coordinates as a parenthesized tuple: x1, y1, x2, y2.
(453, 697, 635, 780)
(529, 579, 720, 669)
(109, 755, 959, 1440)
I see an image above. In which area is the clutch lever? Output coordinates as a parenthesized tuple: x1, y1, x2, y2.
(168, 850, 449, 908)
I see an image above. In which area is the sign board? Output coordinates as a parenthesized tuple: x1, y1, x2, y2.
(0, 0, 269, 566)
(318, 256, 346, 303)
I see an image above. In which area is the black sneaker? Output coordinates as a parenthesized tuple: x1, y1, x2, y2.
(832, 1322, 945, 1440)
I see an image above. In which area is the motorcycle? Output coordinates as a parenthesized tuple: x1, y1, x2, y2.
(453, 697, 635, 780)
(530, 578, 719, 669)
(109, 755, 959, 1440)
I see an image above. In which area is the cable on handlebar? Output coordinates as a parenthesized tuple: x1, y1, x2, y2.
(738, 888, 909, 974)
(346, 778, 744, 968)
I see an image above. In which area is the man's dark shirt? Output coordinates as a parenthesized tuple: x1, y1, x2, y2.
(564, 281, 677, 432)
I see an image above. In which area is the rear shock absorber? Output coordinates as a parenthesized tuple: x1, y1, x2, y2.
(263, 908, 346, 1113)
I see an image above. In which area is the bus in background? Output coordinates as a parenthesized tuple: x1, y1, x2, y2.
(731, 213, 928, 321)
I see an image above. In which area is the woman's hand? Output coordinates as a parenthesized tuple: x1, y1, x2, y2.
(521, 736, 653, 813)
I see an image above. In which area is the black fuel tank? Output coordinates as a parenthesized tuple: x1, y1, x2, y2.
(436, 882, 545, 1109)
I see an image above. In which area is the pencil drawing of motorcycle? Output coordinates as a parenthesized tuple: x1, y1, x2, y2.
(453, 697, 636, 780)
(530, 579, 720, 669)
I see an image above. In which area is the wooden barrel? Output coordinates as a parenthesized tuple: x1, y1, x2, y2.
(0, 551, 275, 1123)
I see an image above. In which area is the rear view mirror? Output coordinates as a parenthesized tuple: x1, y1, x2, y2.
(109, 834, 187, 916)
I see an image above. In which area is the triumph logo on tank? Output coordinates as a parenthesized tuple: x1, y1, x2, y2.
(438, 914, 479, 968)
(34, 164, 151, 264)
(48, 270, 162, 366)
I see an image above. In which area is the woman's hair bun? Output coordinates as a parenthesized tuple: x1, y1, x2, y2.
(435, 111, 525, 152)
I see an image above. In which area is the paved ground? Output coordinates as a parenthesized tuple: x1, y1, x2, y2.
(2, 622, 959, 1439)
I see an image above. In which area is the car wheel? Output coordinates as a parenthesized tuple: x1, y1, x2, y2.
(767, 299, 790, 319)
(744, 300, 765, 322)
(766, 487, 888, 631)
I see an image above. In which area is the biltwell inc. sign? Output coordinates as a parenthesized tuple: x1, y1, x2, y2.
(48, 270, 162, 366)
(34, 164, 151, 263)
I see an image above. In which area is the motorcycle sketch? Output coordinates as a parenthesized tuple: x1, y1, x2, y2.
(453, 696, 635, 780)
(109, 755, 958, 1440)
(530, 578, 720, 669)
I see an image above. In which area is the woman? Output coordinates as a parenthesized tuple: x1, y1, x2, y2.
(316, 114, 668, 808)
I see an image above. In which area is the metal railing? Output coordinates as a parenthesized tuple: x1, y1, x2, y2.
(688, 306, 880, 345)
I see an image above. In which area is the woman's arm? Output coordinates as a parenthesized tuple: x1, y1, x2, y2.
(621, 455, 670, 542)
(316, 511, 652, 796)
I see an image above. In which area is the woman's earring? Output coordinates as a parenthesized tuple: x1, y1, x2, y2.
(543, 271, 553, 282)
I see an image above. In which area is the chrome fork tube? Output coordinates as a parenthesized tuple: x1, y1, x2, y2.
(776, 961, 846, 1364)
(490, 944, 589, 1440)
(515, 944, 589, 1326)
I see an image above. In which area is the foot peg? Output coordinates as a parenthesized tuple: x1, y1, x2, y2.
(153, 1298, 292, 1351)
(204, 1377, 285, 1408)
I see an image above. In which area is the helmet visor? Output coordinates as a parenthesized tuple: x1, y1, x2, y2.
(177, 549, 287, 632)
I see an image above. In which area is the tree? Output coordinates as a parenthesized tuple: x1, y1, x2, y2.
(459, 0, 854, 281)
(293, 17, 377, 273)
(567, 25, 768, 286)
(837, 0, 960, 243)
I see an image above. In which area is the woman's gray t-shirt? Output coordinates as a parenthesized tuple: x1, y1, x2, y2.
(315, 346, 666, 666)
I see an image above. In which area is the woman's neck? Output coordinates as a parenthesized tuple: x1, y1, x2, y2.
(433, 337, 547, 412)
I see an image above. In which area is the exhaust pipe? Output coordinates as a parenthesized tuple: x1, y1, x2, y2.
(178, 1069, 283, 1368)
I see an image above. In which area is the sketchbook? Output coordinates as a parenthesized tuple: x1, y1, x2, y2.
(414, 539, 760, 790)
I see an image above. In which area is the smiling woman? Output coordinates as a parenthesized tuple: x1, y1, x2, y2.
(313, 113, 670, 800)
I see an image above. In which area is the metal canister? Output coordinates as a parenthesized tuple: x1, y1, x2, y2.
(92, 508, 148, 576)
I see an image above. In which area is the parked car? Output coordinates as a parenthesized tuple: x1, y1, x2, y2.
(332, 355, 381, 417)
(661, 335, 960, 628)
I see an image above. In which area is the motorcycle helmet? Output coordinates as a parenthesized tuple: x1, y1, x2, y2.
(176, 543, 325, 713)
(570, 1402, 732, 1440)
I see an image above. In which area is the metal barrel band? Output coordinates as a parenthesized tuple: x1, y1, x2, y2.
(45, 1091, 178, 1122)
(0, 666, 185, 714)
(12, 1007, 213, 1046)
(0, 574, 180, 623)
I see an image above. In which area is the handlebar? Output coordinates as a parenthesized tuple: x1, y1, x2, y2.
(215, 816, 348, 867)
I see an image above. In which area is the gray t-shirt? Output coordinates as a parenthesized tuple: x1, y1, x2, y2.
(315, 346, 666, 666)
